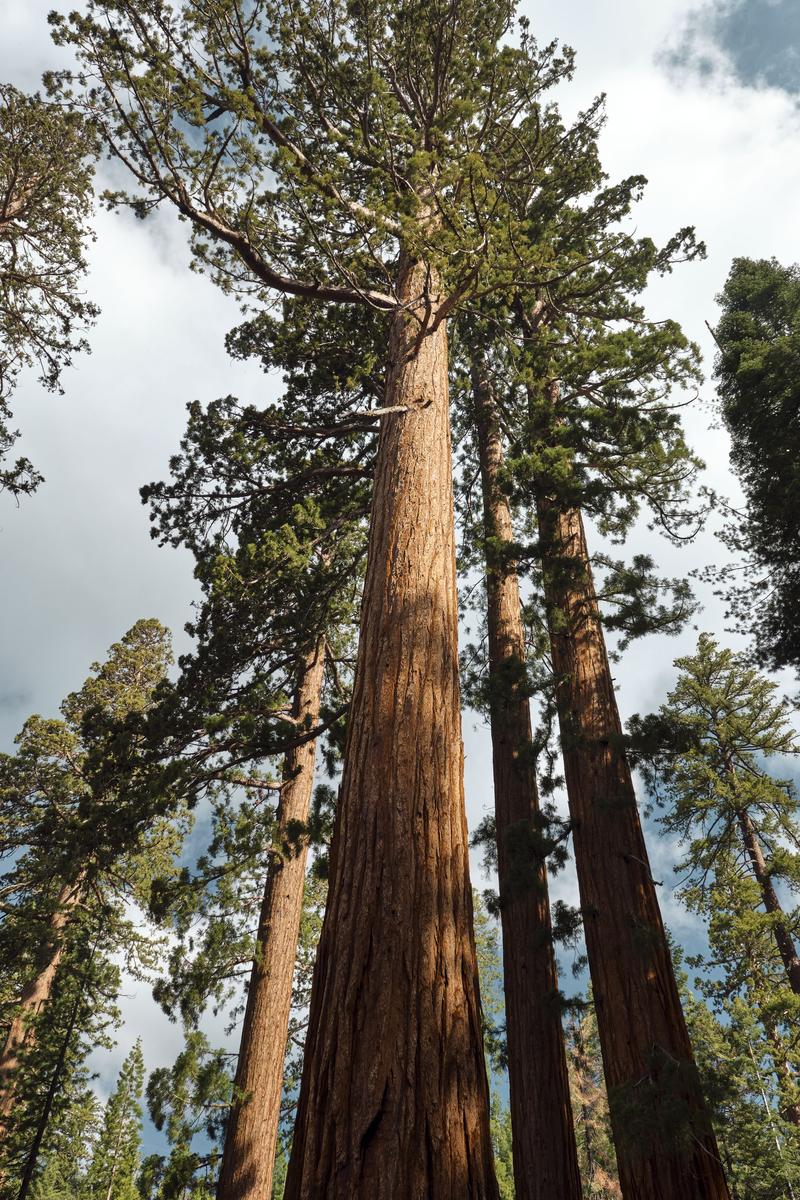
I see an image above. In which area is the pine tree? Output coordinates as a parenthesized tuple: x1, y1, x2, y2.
(84, 1041, 145, 1200)
(633, 635, 800, 1001)
(0, 622, 182, 1191)
(30, 1093, 101, 1200)
(679, 950, 800, 1200)
(0, 85, 98, 495)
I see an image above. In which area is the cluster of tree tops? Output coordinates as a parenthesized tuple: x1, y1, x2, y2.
(1, 2, 800, 1198)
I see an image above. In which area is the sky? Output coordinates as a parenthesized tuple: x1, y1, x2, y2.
(2, 0, 800, 1153)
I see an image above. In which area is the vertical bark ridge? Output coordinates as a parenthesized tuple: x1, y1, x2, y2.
(285, 255, 498, 1199)
(472, 360, 582, 1200)
(536, 499, 730, 1200)
(216, 637, 326, 1200)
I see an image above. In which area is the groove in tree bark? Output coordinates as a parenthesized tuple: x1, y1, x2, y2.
(285, 256, 498, 1199)
(536, 497, 730, 1200)
(0, 878, 82, 1132)
(472, 360, 582, 1200)
(216, 638, 327, 1200)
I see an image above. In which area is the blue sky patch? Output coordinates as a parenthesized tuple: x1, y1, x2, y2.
(666, 0, 800, 96)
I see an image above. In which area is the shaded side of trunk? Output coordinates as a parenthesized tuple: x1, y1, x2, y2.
(285, 256, 498, 1200)
(536, 499, 730, 1200)
(737, 808, 800, 996)
(0, 879, 82, 1128)
(472, 361, 582, 1200)
(216, 639, 326, 1200)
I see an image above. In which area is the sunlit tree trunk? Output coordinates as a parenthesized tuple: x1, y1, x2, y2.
(286, 254, 498, 1198)
(472, 358, 582, 1200)
(0, 878, 82, 1131)
(217, 638, 326, 1200)
(536, 494, 730, 1200)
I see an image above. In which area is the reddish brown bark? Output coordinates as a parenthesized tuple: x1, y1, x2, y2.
(0, 878, 82, 1130)
(536, 500, 730, 1200)
(737, 808, 800, 996)
(472, 361, 582, 1200)
(285, 255, 497, 1199)
(216, 638, 326, 1200)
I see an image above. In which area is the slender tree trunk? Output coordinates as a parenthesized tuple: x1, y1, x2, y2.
(472, 359, 582, 1200)
(737, 808, 800, 995)
(16, 976, 84, 1200)
(0, 879, 82, 1130)
(216, 638, 326, 1200)
(765, 1023, 800, 1128)
(536, 497, 730, 1200)
(286, 254, 498, 1199)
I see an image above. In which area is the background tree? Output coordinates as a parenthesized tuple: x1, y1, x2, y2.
(632, 635, 800, 1003)
(565, 1002, 621, 1200)
(709, 257, 800, 673)
(29, 1094, 100, 1200)
(0, 84, 98, 496)
(630, 637, 800, 1191)
(681, 952, 800, 1200)
(0, 621, 182, 1191)
(83, 1040, 145, 1200)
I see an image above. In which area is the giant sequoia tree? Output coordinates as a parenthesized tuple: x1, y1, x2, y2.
(452, 168, 731, 1192)
(51, 3, 605, 1191)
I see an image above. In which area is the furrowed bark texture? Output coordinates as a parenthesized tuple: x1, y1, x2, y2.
(216, 639, 326, 1200)
(0, 878, 81, 1130)
(285, 256, 498, 1199)
(537, 500, 730, 1200)
(737, 808, 800, 996)
(472, 362, 582, 1200)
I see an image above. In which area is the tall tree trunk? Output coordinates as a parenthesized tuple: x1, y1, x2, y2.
(737, 808, 800, 995)
(285, 255, 498, 1199)
(536, 498, 730, 1200)
(217, 638, 326, 1200)
(472, 359, 582, 1200)
(0, 878, 82, 1130)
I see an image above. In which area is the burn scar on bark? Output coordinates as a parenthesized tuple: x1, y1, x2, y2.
(359, 1079, 389, 1154)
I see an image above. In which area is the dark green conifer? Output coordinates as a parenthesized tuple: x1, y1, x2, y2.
(0, 84, 98, 495)
(709, 258, 800, 672)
